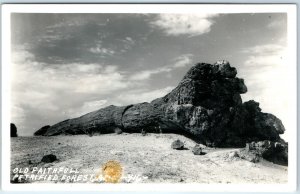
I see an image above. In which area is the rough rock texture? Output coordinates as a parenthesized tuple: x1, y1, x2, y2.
(34, 125, 51, 136)
(242, 141, 288, 166)
(11, 123, 18, 137)
(171, 139, 184, 150)
(35, 61, 286, 150)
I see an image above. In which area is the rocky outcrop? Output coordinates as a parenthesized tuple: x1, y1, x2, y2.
(35, 61, 286, 149)
(242, 141, 288, 166)
(11, 123, 18, 137)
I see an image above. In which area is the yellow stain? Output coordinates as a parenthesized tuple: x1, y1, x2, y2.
(102, 160, 122, 183)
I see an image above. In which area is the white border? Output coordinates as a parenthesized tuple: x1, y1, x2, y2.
(1, 4, 297, 192)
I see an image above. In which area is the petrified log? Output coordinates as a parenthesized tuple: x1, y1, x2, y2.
(34, 60, 285, 148)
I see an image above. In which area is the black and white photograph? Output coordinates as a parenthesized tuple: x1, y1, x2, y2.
(1, 4, 297, 192)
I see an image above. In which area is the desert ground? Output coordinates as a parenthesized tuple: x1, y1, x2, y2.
(10, 133, 287, 184)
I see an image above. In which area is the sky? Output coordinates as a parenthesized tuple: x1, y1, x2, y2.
(10, 13, 290, 137)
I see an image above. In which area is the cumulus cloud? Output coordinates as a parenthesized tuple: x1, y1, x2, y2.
(11, 49, 133, 135)
(239, 43, 292, 140)
(151, 14, 218, 36)
(240, 44, 288, 100)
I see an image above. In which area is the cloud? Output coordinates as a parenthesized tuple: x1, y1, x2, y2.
(240, 44, 287, 94)
(124, 37, 135, 45)
(173, 54, 193, 68)
(112, 86, 174, 105)
(10, 49, 134, 135)
(151, 14, 218, 36)
(38, 34, 73, 43)
(239, 43, 292, 140)
(117, 36, 136, 53)
(10, 49, 177, 135)
(129, 54, 194, 80)
(129, 66, 172, 81)
(241, 44, 285, 55)
(11, 104, 26, 127)
(89, 45, 115, 55)
(89, 37, 135, 56)
(45, 19, 86, 29)
(70, 99, 108, 117)
(11, 47, 181, 135)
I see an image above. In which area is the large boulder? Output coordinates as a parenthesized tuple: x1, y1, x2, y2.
(34, 61, 286, 150)
(10, 123, 18, 137)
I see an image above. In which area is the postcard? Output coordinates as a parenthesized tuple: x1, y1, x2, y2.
(1, 4, 297, 192)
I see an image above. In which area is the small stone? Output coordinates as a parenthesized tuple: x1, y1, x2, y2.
(192, 144, 205, 155)
(228, 150, 239, 158)
(250, 155, 260, 163)
(115, 128, 122, 134)
(41, 154, 57, 163)
(171, 139, 184, 150)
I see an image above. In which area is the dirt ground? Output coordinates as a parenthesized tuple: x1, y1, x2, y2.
(10, 133, 287, 184)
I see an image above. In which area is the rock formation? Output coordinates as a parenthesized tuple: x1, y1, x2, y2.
(34, 61, 286, 149)
(242, 140, 288, 166)
(11, 123, 18, 137)
(34, 125, 51, 136)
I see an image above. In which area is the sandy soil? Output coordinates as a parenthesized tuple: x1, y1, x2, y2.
(10, 133, 287, 184)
